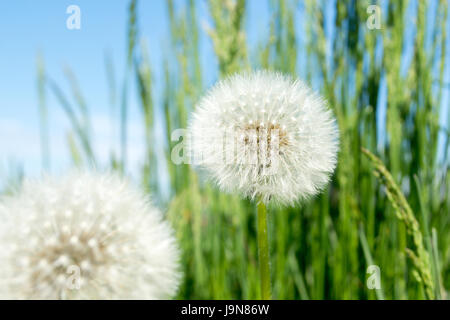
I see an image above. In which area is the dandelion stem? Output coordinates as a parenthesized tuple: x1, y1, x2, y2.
(257, 200, 271, 300)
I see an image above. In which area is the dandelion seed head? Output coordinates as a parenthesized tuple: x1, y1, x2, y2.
(189, 70, 339, 206)
(0, 172, 181, 299)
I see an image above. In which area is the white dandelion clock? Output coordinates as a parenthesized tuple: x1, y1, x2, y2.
(0, 172, 180, 300)
(189, 70, 339, 299)
(189, 70, 339, 206)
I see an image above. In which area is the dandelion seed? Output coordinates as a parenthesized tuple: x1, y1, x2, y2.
(189, 70, 339, 206)
(0, 172, 181, 300)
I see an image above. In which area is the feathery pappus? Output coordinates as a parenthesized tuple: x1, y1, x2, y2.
(189, 70, 339, 205)
(0, 172, 181, 299)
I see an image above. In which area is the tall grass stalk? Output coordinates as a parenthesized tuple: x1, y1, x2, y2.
(362, 148, 434, 299)
(257, 201, 271, 300)
(120, 0, 138, 172)
(36, 52, 50, 170)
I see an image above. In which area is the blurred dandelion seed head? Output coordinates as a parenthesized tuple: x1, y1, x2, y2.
(189, 70, 339, 205)
(0, 172, 180, 299)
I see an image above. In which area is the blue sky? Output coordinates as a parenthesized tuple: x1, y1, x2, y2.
(0, 0, 271, 189)
(0, 0, 448, 187)
(0, 1, 149, 176)
(0, 1, 271, 180)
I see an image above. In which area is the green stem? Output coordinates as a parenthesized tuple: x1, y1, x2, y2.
(257, 200, 271, 300)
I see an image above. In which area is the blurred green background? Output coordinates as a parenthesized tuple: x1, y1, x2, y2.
(0, 0, 449, 299)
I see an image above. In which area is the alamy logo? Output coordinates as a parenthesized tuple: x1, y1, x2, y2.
(66, 5, 81, 30)
(367, 265, 381, 290)
(66, 265, 81, 290)
(366, 5, 381, 30)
